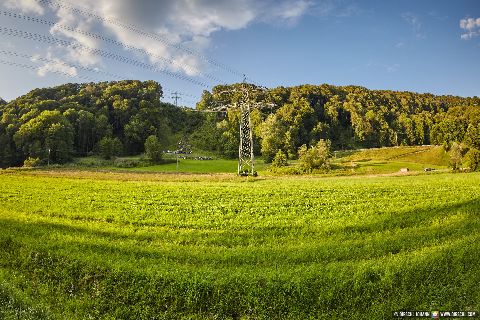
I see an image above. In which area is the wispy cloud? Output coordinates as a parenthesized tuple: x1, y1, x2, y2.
(2, 0, 360, 80)
(31, 53, 77, 77)
(4, 0, 44, 15)
(366, 61, 400, 73)
(386, 63, 400, 73)
(460, 17, 480, 40)
(427, 11, 448, 21)
(269, 0, 313, 25)
(310, 0, 361, 18)
(401, 12, 425, 39)
(335, 4, 362, 18)
(2, 0, 315, 78)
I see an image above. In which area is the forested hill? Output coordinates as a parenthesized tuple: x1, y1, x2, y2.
(0, 80, 479, 168)
(197, 84, 480, 161)
(0, 80, 203, 168)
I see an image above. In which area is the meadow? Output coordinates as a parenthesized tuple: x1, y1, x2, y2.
(69, 145, 449, 176)
(0, 167, 479, 319)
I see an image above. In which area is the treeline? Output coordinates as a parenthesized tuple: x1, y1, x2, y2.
(196, 83, 480, 163)
(1, 81, 479, 169)
(0, 80, 203, 168)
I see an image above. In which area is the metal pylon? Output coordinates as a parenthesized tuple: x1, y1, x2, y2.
(238, 102, 254, 175)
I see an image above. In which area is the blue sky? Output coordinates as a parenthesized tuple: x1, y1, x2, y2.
(0, 0, 479, 106)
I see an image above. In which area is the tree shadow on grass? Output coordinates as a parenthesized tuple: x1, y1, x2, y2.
(0, 197, 478, 268)
(1, 200, 479, 320)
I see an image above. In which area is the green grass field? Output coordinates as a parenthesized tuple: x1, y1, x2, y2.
(331, 145, 450, 175)
(132, 158, 267, 173)
(69, 145, 449, 176)
(72, 156, 268, 174)
(0, 169, 479, 319)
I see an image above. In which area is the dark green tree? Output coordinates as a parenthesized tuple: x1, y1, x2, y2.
(144, 135, 163, 163)
(98, 136, 123, 160)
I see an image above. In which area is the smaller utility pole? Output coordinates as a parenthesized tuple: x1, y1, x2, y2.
(171, 91, 180, 107)
(175, 137, 191, 173)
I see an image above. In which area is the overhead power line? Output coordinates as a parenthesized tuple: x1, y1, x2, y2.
(0, 10, 222, 84)
(0, 50, 200, 103)
(36, 0, 255, 83)
(0, 58, 100, 82)
(0, 26, 210, 88)
(0, 49, 125, 80)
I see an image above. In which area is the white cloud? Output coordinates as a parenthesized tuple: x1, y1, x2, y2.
(386, 63, 400, 73)
(6, 0, 315, 80)
(460, 17, 480, 40)
(460, 17, 480, 30)
(402, 12, 425, 39)
(3, 0, 45, 15)
(31, 53, 78, 77)
(49, 6, 102, 67)
(269, 0, 313, 24)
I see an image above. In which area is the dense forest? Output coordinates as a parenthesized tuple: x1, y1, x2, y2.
(197, 83, 480, 163)
(0, 80, 479, 168)
(0, 80, 204, 168)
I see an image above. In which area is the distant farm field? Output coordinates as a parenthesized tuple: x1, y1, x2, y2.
(0, 170, 479, 319)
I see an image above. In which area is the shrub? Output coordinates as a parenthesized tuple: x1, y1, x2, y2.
(449, 142, 464, 171)
(98, 137, 123, 160)
(114, 158, 140, 168)
(23, 157, 41, 167)
(144, 135, 163, 163)
(464, 148, 480, 171)
(298, 139, 332, 173)
(271, 150, 288, 168)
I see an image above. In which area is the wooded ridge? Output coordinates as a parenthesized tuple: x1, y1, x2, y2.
(0, 80, 479, 168)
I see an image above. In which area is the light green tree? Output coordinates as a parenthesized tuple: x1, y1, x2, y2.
(259, 114, 287, 163)
(14, 110, 74, 163)
(449, 141, 463, 171)
(464, 148, 480, 171)
(271, 149, 288, 168)
(298, 139, 333, 172)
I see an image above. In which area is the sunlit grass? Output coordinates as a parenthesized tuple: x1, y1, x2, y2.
(0, 170, 479, 319)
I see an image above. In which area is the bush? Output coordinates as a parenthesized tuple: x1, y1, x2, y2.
(98, 137, 123, 160)
(144, 135, 163, 163)
(464, 148, 480, 171)
(449, 142, 464, 171)
(114, 158, 141, 168)
(23, 157, 41, 167)
(271, 150, 288, 168)
(298, 139, 332, 173)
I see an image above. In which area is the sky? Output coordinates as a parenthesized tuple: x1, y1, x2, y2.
(0, 0, 479, 106)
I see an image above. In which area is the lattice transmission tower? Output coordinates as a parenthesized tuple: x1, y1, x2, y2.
(238, 100, 255, 175)
(209, 81, 273, 176)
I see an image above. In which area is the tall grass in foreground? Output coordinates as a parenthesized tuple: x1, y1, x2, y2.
(0, 170, 479, 319)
